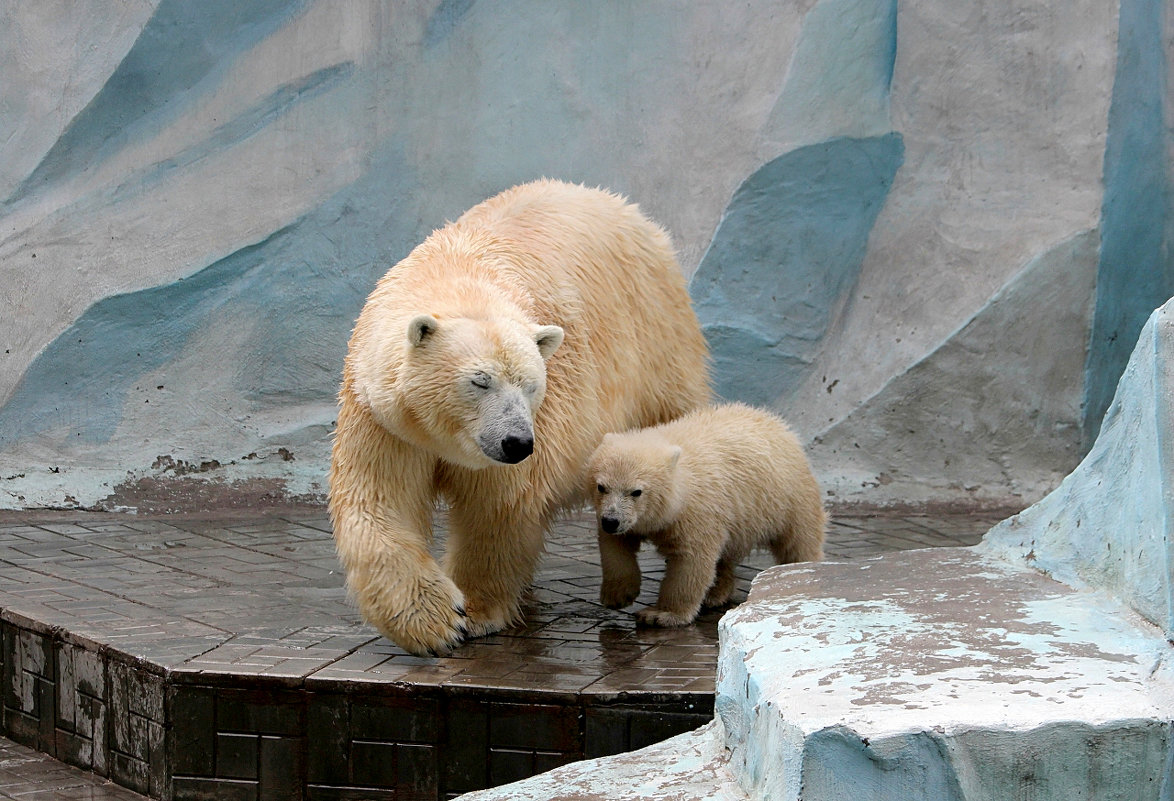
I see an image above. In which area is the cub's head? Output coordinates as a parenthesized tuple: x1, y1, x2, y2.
(355, 312, 563, 469)
(586, 432, 682, 535)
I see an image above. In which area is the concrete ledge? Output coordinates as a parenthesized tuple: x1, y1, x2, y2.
(717, 549, 1173, 800)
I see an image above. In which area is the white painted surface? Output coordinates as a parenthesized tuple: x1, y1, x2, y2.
(718, 551, 1173, 800)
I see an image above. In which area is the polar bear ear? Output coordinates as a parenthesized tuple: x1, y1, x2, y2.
(532, 325, 564, 360)
(407, 314, 440, 347)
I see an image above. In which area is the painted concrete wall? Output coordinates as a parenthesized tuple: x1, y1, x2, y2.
(1, 0, 1172, 510)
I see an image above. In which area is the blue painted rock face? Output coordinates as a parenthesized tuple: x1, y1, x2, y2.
(1082, 0, 1174, 446)
(690, 134, 904, 407)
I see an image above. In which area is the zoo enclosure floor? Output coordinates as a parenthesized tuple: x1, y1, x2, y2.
(0, 506, 1010, 800)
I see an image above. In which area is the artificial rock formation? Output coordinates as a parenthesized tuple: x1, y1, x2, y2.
(4, 1, 1172, 510)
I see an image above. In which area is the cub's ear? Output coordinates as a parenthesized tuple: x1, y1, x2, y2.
(532, 324, 564, 360)
(667, 445, 682, 470)
(407, 314, 440, 347)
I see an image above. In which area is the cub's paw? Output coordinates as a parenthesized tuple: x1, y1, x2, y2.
(635, 607, 695, 628)
(702, 586, 734, 609)
(600, 578, 640, 609)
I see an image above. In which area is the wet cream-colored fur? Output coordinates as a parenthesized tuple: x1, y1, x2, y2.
(330, 180, 710, 655)
(587, 403, 825, 627)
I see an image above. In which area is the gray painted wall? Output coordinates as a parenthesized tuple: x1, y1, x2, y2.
(2, 0, 1172, 511)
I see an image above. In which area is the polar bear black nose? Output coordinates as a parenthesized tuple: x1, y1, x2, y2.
(600, 516, 620, 534)
(500, 434, 533, 463)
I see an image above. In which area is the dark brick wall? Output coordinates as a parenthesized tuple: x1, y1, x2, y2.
(56, 641, 109, 774)
(171, 683, 710, 800)
(2, 624, 56, 753)
(2, 616, 710, 801)
(0, 619, 170, 797)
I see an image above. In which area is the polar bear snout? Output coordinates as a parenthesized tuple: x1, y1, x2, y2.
(477, 420, 535, 464)
(475, 390, 537, 464)
(499, 432, 534, 463)
(600, 515, 621, 534)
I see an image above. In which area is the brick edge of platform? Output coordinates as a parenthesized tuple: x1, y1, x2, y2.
(0, 612, 712, 801)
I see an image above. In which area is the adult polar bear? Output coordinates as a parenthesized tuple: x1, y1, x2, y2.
(330, 179, 711, 656)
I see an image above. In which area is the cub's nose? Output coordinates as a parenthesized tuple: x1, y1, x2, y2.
(500, 434, 533, 464)
(600, 516, 620, 534)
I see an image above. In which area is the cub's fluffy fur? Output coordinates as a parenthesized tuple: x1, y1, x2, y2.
(587, 402, 825, 626)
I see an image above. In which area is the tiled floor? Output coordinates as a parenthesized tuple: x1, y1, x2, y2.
(0, 735, 147, 800)
(0, 505, 1011, 800)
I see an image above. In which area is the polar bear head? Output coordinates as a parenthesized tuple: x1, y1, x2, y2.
(587, 431, 683, 535)
(355, 312, 564, 469)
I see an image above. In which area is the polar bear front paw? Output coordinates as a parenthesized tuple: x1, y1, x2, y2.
(702, 584, 735, 609)
(635, 607, 695, 627)
(377, 573, 469, 657)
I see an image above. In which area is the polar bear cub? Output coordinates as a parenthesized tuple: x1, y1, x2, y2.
(586, 402, 826, 627)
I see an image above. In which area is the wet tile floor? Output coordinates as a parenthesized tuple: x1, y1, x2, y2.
(0, 735, 146, 801)
(0, 506, 1011, 800)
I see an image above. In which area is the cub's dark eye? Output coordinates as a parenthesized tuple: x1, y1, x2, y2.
(471, 372, 491, 389)
(630, 489, 642, 498)
(596, 484, 606, 494)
